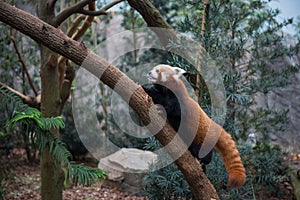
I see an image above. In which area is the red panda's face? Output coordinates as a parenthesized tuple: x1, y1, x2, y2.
(147, 64, 186, 83)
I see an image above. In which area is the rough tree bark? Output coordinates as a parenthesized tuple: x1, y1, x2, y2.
(0, 2, 219, 200)
(36, 1, 64, 199)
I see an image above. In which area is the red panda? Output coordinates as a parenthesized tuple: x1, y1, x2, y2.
(142, 81, 214, 173)
(145, 64, 246, 188)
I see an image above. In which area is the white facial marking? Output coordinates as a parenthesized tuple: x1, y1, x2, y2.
(173, 74, 180, 82)
(161, 72, 167, 82)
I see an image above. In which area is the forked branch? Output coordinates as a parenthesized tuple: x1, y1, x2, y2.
(55, 0, 105, 26)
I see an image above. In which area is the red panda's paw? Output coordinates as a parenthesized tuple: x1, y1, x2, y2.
(227, 172, 246, 188)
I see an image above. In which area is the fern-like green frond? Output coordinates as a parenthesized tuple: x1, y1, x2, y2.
(66, 162, 106, 187)
(7, 107, 41, 130)
(40, 116, 65, 130)
(47, 133, 72, 166)
(1, 86, 106, 187)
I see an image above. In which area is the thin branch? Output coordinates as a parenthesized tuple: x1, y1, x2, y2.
(58, 1, 97, 91)
(79, 9, 106, 16)
(66, 15, 86, 37)
(49, 0, 58, 9)
(59, 62, 75, 114)
(101, 0, 124, 11)
(72, 1, 96, 40)
(195, 0, 209, 102)
(0, 82, 40, 109)
(10, 29, 38, 96)
(54, 0, 124, 26)
(54, 0, 92, 26)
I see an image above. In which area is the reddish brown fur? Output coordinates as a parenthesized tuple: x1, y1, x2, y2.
(154, 65, 246, 188)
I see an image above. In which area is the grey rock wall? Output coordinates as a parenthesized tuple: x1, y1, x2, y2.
(254, 35, 300, 153)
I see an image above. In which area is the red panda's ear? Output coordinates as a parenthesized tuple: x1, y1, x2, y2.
(172, 67, 186, 78)
(171, 67, 186, 83)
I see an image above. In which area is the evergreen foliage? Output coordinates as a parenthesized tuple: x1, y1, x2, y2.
(143, 142, 289, 199)
(175, 0, 298, 141)
(139, 0, 299, 199)
(0, 86, 106, 187)
(143, 139, 193, 199)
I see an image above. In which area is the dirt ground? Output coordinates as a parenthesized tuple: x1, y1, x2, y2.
(1, 149, 298, 200)
(0, 149, 146, 200)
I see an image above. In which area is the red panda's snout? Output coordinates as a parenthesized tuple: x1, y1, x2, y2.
(147, 70, 159, 82)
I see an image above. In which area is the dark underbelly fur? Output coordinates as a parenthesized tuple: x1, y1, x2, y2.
(142, 83, 213, 172)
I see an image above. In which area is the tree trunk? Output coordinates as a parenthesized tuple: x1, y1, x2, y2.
(0, 2, 219, 199)
(37, 1, 64, 200)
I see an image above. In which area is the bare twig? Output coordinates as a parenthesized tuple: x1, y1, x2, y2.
(79, 9, 106, 16)
(55, 0, 124, 26)
(54, 0, 93, 26)
(101, 0, 124, 11)
(54, 0, 118, 26)
(55, 0, 125, 87)
(58, 1, 96, 90)
(195, 0, 209, 102)
(49, 0, 58, 10)
(0, 82, 40, 108)
(66, 15, 86, 37)
(72, 1, 95, 40)
(10, 29, 38, 96)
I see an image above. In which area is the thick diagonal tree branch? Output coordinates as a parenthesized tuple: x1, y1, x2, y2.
(0, 2, 219, 199)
